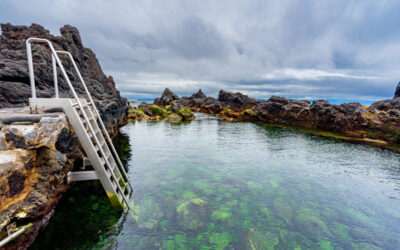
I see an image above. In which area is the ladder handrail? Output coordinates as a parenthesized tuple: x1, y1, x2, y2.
(26, 38, 89, 122)
(26, 38, 132, 209)
(55, 50, 133, 192)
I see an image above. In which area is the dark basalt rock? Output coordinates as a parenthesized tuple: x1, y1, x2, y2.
(370, 97, 400, 111)
(191, 89, 207, 99)
(154, 88, 179, 106)
(218, 90, 258, 111)
(55, 128, 78, 153)
(171, 101, 183, 112)
(24, 160, 34, 170)
(394, 81, 400, 98)
(0, 23, 128, 132)
(253, 97, 311, 124)
(8, 171, 26, 198)
(5, 132, 28, 149)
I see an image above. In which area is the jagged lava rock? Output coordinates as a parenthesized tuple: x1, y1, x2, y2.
(394, 81, 400, 98)
(191, 89, 207, 99)
(218, 90, 258, 111)
(253, 96, 311, 124)
(0, 23, 128, 133)
(153, 88, 179, 106)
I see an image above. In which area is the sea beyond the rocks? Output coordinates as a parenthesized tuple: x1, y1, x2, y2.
(133, 98, 377, 106)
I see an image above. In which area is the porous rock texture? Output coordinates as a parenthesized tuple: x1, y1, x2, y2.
(0, 113, 82, 249)
(0, 23, 128, 133)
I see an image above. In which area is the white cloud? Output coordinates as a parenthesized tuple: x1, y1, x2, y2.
(261, 69, 378, 81)
(1, 0, 400, 100)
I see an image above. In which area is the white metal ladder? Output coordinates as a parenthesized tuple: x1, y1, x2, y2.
(26, 38, 133, 210)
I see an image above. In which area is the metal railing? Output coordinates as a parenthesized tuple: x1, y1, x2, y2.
(26, 38, 133, 194)
(0, 223, 33, 248)
(54, 50, 133, 192)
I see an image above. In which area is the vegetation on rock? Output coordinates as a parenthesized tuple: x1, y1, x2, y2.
(128, 102, 195, 123)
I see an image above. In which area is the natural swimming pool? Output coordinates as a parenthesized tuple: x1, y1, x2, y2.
(31, 113, 400, 249)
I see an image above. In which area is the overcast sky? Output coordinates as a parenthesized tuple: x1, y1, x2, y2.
(1, 0, 400, 101)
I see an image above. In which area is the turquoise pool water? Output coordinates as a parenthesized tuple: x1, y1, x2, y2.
(31, 113, 400, 249)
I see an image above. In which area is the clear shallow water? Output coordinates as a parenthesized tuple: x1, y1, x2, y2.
(31, 113, 400, 249)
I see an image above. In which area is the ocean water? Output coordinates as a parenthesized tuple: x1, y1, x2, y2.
(31, 113, 400, 249)
(131, 98, 378, 106)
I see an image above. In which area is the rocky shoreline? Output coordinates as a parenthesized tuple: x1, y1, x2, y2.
(128, 89, 195, 123)
(153, 87, 400, 150)
(0, 24, 128, 249)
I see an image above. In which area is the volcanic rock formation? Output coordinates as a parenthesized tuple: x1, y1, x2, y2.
(0, 23, 128, 132)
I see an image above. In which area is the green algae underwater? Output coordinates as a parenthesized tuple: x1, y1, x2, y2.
(31, 113, 400, 249)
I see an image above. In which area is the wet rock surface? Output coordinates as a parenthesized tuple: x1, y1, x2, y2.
(0, 23, 128, 133)
(0, 114, 82, 249)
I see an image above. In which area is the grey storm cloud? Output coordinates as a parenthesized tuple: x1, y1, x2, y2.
(1, 0, 400, 101)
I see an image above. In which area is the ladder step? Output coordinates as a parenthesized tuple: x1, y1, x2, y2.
(68, 171, 99, 182)
(94, 143, 105, 152)
(73, 104, 89, 109)
(66, 98, 133, 210)
(88, 130, 101, 139)
(82, 118, 95, 124)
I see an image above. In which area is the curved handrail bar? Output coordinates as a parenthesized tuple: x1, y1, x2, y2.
(55, 50, 134, 192)
(26, 38, 59, 98)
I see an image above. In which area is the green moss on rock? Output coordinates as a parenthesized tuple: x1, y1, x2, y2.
(246, 228, 279, 250)
(166, 113, 183, 123)
(222, 108, 232, 116)
(209, 232, 233, 250)
(176, 107, 195, 121)
(241, 109, 256, 116)
(176, 197, 207, 230)
(149, 105, 167, 117)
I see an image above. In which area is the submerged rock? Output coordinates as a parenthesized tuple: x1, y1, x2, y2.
(293, 208, 331, 240)
(176, 197, 207, 230)
(246, 228, 279, 250)
(132, 196, 164, 230)
(272, 198, 293, 225)
(209, 232, 234, 250)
